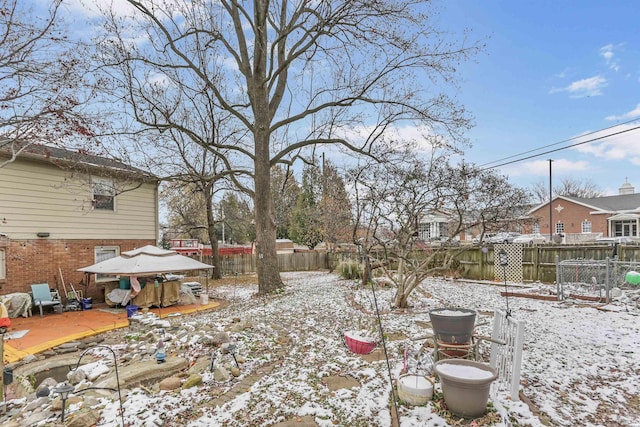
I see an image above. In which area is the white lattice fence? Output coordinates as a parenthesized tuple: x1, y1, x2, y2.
(489, 309, 524, 401)
(494, 244, 523, 283)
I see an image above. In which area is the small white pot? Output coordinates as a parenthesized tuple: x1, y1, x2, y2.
(397, 374, 433, 406)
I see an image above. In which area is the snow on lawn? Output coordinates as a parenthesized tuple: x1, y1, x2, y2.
(96, 272, 640, 427)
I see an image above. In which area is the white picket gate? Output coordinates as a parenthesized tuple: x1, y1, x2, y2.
(489, 309, 525, 401)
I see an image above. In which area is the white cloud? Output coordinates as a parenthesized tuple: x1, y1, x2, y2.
(572, 123, 640, 161)
(605, 103, 640, 121)
(549, 76, 607, 98)
(502, 158, 590, 178)
(599, 43, 623, 71)
(60, 0, 138, 19)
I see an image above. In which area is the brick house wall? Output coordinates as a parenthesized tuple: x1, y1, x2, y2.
(528, 198, 609, 235)
(0, 238, 154, 301)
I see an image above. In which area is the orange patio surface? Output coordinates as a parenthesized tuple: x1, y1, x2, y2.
(2, 301, 221, 363)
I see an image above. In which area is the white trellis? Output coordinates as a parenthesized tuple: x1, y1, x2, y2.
(494, 243, 523, 283)
(489, 309, 525, 401)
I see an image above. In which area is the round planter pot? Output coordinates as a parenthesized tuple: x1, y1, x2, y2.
(434, 359, 498, 418)
(397, 374, 433, 406)
(343, 331, 377, 354)
(429, 308, 477, 344)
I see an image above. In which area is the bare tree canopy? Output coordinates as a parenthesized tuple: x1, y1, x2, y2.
(531, 177, 604, 204)
(95, 0, 481, 293)
(349, 153, 529, 308)
(0, 0, 95, 167)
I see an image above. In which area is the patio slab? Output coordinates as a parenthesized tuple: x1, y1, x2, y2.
(2, 300, 221, 363)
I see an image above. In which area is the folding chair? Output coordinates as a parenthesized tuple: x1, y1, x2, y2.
(31, 284, 63, 317)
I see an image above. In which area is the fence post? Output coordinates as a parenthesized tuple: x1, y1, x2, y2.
(555, 255, 561, 300)
(605, 257, 611, 303)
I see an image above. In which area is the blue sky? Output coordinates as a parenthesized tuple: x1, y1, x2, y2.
(440, 1, 640, 195)
(50, 1, 640, 197)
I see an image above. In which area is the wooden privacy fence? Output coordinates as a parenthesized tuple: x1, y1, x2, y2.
(195, 251, 330, 275)
(191, 244, 640, 283)
(455, 243, 640, 283)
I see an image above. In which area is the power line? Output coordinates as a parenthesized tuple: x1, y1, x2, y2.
(479, 117, 640, 168)
(480, 124, 640, 171)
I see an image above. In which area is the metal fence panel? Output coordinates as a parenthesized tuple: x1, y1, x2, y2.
(557, 257, 640, 302)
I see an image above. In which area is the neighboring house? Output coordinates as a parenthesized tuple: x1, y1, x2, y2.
(527, 180, 640, 241)
(417, 211, 452, 241)
(0, 142, 159, 300)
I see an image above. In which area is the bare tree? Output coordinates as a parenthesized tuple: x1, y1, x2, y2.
(531, 177, 603, 203)
(94, 0, 481, 293)
(350, 153, 529, 308)
(0, 0, 94, 167)
(146, 127, 240, 280)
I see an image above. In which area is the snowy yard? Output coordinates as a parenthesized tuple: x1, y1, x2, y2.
(46, 272, 640, 426)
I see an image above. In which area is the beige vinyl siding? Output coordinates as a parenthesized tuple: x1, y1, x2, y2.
(0, 158, 158, 240)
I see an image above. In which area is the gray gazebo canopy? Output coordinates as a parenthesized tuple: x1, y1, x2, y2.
(78, 245, 214, 276)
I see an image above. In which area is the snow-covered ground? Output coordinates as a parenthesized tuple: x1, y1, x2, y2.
(69, 272, 640, 426)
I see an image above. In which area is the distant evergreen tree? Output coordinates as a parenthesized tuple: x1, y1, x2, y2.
(270, 166, 300, 239)
(289, 164, 324, 248)
(319, 160, 352, 246)
(217, 192, 255, 244)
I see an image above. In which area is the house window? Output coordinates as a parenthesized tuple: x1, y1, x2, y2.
(532, 223, 540, 234)
(418, 222, 430, 240)
(581, 221, 592, 233)
(92, 177, 115, 211)
(94, 246, 120, 282)
(614, 220, 637, 237)
(438, 222, 448, 239)
(0, 248, 5, 280)
(555, 223, 565, 234)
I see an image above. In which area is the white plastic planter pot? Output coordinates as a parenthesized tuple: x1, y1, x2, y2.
(397, 374, 433, 406)
(434, 359, 498, 418)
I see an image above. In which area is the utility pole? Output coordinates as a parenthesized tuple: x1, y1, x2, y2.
(220, 206, 225, 245)
(548, 159, 553, 241)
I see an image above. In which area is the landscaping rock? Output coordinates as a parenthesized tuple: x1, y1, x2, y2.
(67, 368, 87, 384)
(188, 357, 212, 375)
(213, 365, 230, 382)
(159, 377, 182, 391)
(182, 374, 202, 389)
(211, 332, 230, 345)
(66, 408, 101, 427)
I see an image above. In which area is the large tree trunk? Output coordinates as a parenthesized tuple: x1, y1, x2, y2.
(251, 0, 282, 293)
(254, 132, 282, 293)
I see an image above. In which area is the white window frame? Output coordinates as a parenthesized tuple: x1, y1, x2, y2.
(92, 177, 116, 211)
(555, 223, 565, 234)
(532, 223, 540, 234)
(418, 222, 431, 241)
(581, 221, 592, 233)
(94, 246, 120, 282)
